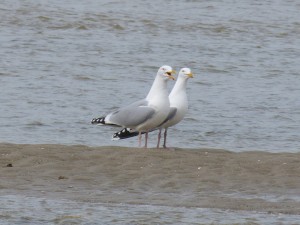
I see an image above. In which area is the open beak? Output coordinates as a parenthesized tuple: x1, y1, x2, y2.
(166, 69, 176, 80)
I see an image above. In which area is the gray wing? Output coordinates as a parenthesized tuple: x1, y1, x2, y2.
(107, 99, 156, 127)
(158, 107, 177, 127)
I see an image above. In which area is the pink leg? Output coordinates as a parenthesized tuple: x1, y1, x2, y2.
(163, 128, 168, 148)
(156, 128, 162, 148)
(138, 131, 142, 148)
(144, 132, 148, 148)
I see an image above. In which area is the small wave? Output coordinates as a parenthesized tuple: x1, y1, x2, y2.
(48, 24, 74, 30)
(73, 75, 94, 81)
(0, 72, 11, 77)
(37, 16, 51, 22)
(204, 65, 228, 74)
(26, 121, 45, 126)
(76, 25, 88, 30)
(110, 23, 125, 30)
(141, 19, 159, 28)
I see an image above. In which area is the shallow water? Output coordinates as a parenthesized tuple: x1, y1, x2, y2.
(1, 0, 300, 152)
(1, 195, 300, 225)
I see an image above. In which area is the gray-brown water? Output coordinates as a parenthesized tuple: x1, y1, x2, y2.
(1, 0, 300, 224)
(1, 0, 300, 152)
(2, 195, 300, 225)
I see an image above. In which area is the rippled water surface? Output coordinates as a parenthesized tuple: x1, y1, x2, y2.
(1, 0, 300, 151)
(1, 1, 300, 223)
(1, 195, 300, 225)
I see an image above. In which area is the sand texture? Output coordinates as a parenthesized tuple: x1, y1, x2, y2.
(1, 143, 300, 215)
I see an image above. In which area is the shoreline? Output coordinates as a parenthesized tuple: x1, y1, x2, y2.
(1, 143, 300, 214)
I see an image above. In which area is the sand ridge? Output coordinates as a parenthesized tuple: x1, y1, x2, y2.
(1, 143, 300, 214)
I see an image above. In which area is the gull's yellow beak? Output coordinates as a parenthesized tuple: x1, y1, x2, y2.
(187, 72, 194, 78)
(166, 69, 176, 80)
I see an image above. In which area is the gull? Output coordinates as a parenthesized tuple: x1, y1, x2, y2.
(112, 68, 194, 148)
(91, 65, 176, 148)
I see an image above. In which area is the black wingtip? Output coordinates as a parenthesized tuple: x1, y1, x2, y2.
(112, 128, 139, 140)
(91, 117, 106, 125)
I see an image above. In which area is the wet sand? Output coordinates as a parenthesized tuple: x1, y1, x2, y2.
(1, 143, 300, 215)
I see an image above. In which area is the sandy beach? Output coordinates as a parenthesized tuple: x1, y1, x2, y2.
(1, 143, 300, 217)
